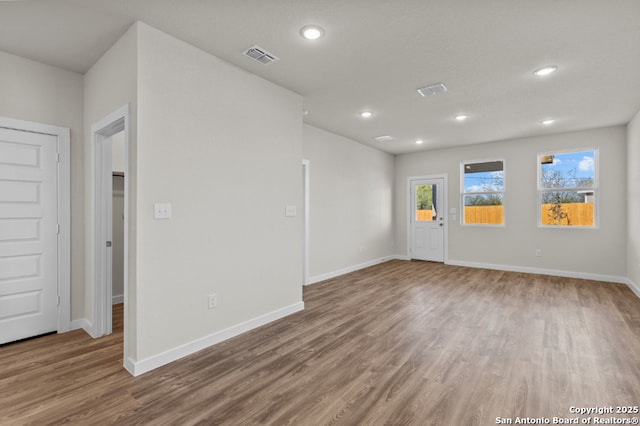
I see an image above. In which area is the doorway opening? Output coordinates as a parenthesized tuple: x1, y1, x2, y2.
(90, 105, 129, 366)
(111, 132, 125, 307)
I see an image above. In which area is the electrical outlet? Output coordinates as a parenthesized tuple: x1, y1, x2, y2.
(208, 293, 217, 309)
(535, 249, 542, 257)
(153, 203, 172, 219)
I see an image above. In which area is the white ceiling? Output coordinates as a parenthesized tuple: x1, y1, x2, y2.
(1, 0, 639, 154)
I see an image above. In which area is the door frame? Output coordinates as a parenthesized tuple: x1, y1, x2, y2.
(302, 159, 310, 285)
(91, 104, 129, 343)
(0, 116, 71, 334)
(407, 174, 448, 262)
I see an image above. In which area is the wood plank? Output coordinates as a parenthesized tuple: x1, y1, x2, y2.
(1, 262, 639, 425)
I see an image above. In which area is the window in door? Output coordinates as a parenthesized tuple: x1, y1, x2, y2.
(415, 183, 437, 222)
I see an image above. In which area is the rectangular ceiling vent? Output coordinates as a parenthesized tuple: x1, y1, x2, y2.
(417, 82, 448, 97)
(373, 135, 395, 142)
(243, 45, 279, 65)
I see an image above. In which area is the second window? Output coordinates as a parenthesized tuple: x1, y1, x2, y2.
(461, 160, 505, 225)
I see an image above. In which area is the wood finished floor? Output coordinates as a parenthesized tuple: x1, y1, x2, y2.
(1, 260, 640, 425)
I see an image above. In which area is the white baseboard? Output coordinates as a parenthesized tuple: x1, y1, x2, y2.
(112, 294, 124, 305)
(124, 357, 136, 376)
(127, 301, 304, 377)
(392, 254, 410, 261)
(625, 278, 640, 299)
(306, 256, 396, 285)
(446, 259, 628, 284)
(70, 318, 95, 337)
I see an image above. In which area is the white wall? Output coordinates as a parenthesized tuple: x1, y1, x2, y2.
(395, 126, 627, 280)
(628, 112, 640, 292)
(134, 23, 303, 362)
(84, 23, 138, 357)
(303, 125, 395, 281)
(0, 51, 85, 320)
(111, 131, 126, 173)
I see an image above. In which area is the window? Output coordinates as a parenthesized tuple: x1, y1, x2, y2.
(415, 183, 437, 221)
(461, 160, 504, 225)
(538, 149, 597, 227)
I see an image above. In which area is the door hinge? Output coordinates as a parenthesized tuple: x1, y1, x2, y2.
(57, 152, 61, 163)
(57, 224, 61, 234)
(57, 296, 61, 306)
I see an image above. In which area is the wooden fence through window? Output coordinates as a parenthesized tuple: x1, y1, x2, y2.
(416, 202, 594, 226)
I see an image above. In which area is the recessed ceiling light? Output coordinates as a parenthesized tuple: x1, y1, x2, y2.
(416, 139, 424, 145)
(533, 66, 558, 77)
(373, 135, 394, 142)
(360, 111, 373, 119)
(455, 114, 468, 121)
(300, 25, 324, 40)
(541, 119, 555, 125)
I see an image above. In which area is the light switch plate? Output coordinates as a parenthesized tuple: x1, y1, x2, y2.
(285, 205, 297, 217)
(154, 203, 171, 219)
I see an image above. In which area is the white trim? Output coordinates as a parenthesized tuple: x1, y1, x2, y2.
(302, 159, 310, 286)
(392, 254, 411, 261)
(625, 278, 640, 299)
(406, 174, 449, 262)
(0, 116, 71, 335)
(57, 127, 71, 333)
(306, 256, 395, 286)
(112, 294, 124, 305)
(446, 259, 628, 284)
(70, 318, 95, 337)
(123, 357, 136, 376)
(90, 104, 130, 370)
(127, 301, 305, 376)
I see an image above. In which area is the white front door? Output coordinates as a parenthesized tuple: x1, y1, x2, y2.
(410, 178, 444, 262)
(0, 128, 59, 343)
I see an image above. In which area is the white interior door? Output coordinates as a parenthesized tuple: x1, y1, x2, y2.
(0, 128, 59, 343)
(94, 133, 113, 337)
(410, 178, 444, 262)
